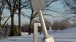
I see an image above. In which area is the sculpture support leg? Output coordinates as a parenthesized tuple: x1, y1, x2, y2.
(34, 23, 41, 42)
(38, 10, 54, 42)
(38, 10, 48, 38)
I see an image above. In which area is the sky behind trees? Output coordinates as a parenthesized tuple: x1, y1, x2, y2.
(1, 0, 76, 25)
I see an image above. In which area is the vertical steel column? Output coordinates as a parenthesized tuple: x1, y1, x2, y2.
(34, 23, 41, 42)
(34, 24, 38, 42)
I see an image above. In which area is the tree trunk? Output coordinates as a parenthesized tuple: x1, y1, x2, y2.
(10, 12, 15, 36)
(10, 8, 15, 36)
(0, 12, 2, 27)
(28, 10, 33, 35)
(29, 18, 33, 35)
(18, 0, 21, 36)
(18, 9, 21, 36)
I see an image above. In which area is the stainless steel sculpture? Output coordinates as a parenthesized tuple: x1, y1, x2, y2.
(31, 0, 54, 42)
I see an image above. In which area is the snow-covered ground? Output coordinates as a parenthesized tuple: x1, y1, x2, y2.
(0, 27, 76, 42)
(48, 27, 76, 42)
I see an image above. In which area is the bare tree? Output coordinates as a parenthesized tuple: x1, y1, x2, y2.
(0, 0, 5, 27)
(64, 0, 76, 14)
(6, 0, 17, 36)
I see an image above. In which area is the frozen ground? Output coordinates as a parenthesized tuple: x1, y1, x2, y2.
(0, 27, 76, 42)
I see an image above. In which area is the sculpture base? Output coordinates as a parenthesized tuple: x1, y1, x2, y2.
(42, 36, 54, 42)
